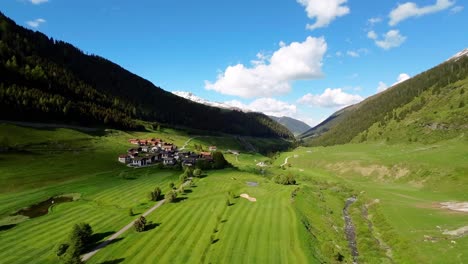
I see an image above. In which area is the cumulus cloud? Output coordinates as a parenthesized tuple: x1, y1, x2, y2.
(30, 0, 49, 4)
(205, 36, 327, 98)
(450, 5, 464, 13)
(377, 81, 389, 93)
(224, 98, 297, 117)
(298, 88, 363, 108)
(367, 30, 378, 40)
(376, 73, 411, 93)
(347, 51, 359, 57)
(368, 17, 382, 25)
(346, 49, 368, 58)
(26, 18, 46, 28)
(369, 30, 406, 50)
(297, 0, 350, 30)
(389, 0, 455, 26)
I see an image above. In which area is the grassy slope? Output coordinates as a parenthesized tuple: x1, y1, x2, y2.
(0, 123, 306, 264)
(274, 141, 468, 263)
(357, 78, 468, 144)
(89, 170, 309, 264)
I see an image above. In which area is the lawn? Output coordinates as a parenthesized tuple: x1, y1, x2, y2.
(88, 170, 310, 264)
(273, 140, 468, 263)
(1, 123, 466, 263)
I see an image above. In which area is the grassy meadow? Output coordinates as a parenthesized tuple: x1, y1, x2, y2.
(0, 123, 467, 263)
(274, 139, 468, 263)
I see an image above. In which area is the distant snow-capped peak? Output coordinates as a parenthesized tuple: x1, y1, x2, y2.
(447, 48, 468, 62)
(172, 91, 246, 111)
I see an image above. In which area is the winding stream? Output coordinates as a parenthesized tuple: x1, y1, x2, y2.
(343, 197, 359, 263)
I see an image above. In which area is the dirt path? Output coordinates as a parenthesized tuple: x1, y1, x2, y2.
(280, 156, 291, 167)
(81, 180, 192, 262)
(343, 197, 359, 264)
(179, 136, 201, 150)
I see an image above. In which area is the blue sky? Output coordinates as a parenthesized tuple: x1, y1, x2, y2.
(2, 0, 467, 126)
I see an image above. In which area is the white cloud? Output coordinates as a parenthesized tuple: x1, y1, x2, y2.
(30, 0, 49, 4)
(377, 81, 389, 93)
(335, 51, 343, 57)
(224, 98, 297, 117)
(376, 73, 411, 93)
(389, 0, 455, 26)
(367, 30, 378, 40)
(205, 36, 327, 98)
(26, 18, 46, 28)
(450, 5, 464, 13)
(297, 0, 350, 30)
(298, 88, 363, 108)
(347, 51, 359, 58)
(395, 73, 411, 84)
(372, 30, 406, 50)
(368, 17, 382, 25)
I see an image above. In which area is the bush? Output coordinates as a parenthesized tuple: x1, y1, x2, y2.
(165, 190, 177, 203)
(134, 216, 147, 232)
(150, 187, 162, 201)
(193, 168, 202, 177)
(273, 173, 296, 185)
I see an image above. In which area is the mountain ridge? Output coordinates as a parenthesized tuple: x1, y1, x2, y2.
(302, 48, 468, 146)
(0, 12, 293, 139)
(172, 91, 310, 135)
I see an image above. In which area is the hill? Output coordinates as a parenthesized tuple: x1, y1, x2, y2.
(269, 116, 311, 136)
(298, 104, 356, 139)
(302, 50, 468, 146)
(0, 13, 293, 139)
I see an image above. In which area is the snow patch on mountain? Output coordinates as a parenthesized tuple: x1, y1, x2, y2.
(447, 48, 468, 62)
(172, 91, 246, 111)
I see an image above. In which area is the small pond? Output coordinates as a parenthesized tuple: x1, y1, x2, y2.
(14, 196, 74, 218)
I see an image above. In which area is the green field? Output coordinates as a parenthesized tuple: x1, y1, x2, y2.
(1, 123, 467, 263)
(274, 139, 468, 263)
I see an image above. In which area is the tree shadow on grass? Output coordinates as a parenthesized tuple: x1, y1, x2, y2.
(83, 232, 122, 254)
(173, 197, 187, 203)
(211, 238, 219, 244)
(144, 222, 160, 231)
(98, 258, 125, 264)
(183, 189, 193, 194)
(0, 224, 16, 232)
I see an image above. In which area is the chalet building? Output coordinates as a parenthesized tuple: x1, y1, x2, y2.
(200, 152, 213, 160)
(132, 157, 148, 167)
(161, 144, 174, 151)
(141, 146, 149, 152)
(163, 157, 176, 166)
(129, 139, 140, 145)
(181, 157, 197, 167)
(119, 138, 216, 168)
(118, 154, 131, 164)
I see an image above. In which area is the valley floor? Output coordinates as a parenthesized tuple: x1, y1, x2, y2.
(0, 124, 467, 263)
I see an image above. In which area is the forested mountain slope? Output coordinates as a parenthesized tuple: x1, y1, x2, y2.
(298, 104, 356, 139)
(269, 116, 311, 136)
(0, 13, 293, 139)
(303, 51, 468, 146)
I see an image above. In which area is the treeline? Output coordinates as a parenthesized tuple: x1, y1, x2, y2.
(306, 55, 468, 146)
(0, 13, 293, 139)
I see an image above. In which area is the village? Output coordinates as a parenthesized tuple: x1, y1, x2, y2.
(117, 138, 218, 167)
